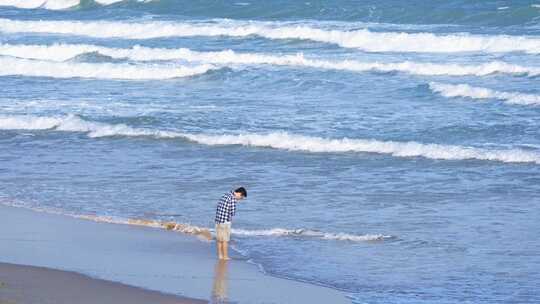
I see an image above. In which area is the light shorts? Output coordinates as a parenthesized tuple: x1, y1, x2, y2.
(215, 222, 232, 242)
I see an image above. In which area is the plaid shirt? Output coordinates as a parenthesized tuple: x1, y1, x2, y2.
(215, 191, 237, 224)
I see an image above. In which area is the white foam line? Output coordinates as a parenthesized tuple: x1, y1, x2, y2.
(232, 228, 391, 242)
(182, 132, 540, 164)
(1, 18, 540, 53)
(0, 56, 216, 79)
(1, 43, 539, 77)
(0, 114, 539, 164)
(429, 82, 540, 106)
(0, 201, 387, 243)
(0, 0, 48, 9)
(0, 0, 79, 10)
(0, 0, 153, 10)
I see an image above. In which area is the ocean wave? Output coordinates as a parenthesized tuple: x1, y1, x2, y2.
(1, 114, 539, 164)
(0, 201, 387, 243)
(0, 56, 216, 79)
(0, 114, 179, 138)
(1, 18, 540, 54)
(181, 132, 540, 164)
(0, 0, 79, 10)
(429, 82, 540, 106)
(0, 0, 153, 10)
(1, 43, 539, 77)
(232, 228, 391, 242)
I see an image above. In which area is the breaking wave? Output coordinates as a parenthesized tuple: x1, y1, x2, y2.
(0, 0, 153, 10)
(0, 114, 179, 137)
(2, 18, 540, 53)
(0, 56, 216, 79)
(0, 0, 79, 10)
(429, 82, 540, 106)
(1, 114, 539, 164)
(1, 43, 539, 77)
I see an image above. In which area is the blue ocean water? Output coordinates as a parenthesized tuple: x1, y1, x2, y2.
(1, 1, 540, 303)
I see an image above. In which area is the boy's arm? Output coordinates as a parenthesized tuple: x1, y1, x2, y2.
(230, 199, 236, 217)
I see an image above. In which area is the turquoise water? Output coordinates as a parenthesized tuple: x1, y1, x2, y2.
(1, 1, 540, 303)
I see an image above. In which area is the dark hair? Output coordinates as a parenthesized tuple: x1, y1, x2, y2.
(234, 187, 247, 198)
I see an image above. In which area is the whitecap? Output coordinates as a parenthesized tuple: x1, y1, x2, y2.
(0, 56, 216, 80)
(1, 43, 539, 77)
(0, 0, 153, 10)
(2, 18, 540, 53)
(0, 0, 79, 10)
(1, 114, 539, 164)
(429, 82, 540, 106)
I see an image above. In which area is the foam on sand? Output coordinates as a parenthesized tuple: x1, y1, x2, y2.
(84, 216, 392, 242)
(1, 18, 540, 53)
(77, 215, 215, 241)
(2, 43, 539, 77)
(429, 82, 540, 106)
(1, 114, 539, 164)
(0, 201, 389, 243)
(0, 56, 216, 80)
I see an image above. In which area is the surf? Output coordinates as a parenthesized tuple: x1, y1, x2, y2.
(2, 43, 539, 77)
(0, 201, 390, 243)
(0, 0, 152, 10)
(2, 18, 540, 54)
(0, 0, 79, 10)
(1, 114, 539, 164)
(429, 82, 540, 106)
(0, 56, 216, 80)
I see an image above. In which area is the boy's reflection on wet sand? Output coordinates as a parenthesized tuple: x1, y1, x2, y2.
(210, 260, 228, 303)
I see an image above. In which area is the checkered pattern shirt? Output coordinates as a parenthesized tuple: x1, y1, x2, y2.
(215, 191, 237, 224)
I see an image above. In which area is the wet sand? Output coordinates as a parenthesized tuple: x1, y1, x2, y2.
(0, 262, 204, 304)
(0, 204, 350, 303)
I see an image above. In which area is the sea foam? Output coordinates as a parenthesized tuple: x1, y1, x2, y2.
(1, 18, 540, 53)
(1, 114, 539, 164)
(78, 216, 393, 242)
(429, 82, 540, 106)
(1, 43, 539, 77)
(0, 201, 388, 243)
(0, 56, 216, 79)
(0, 0, 79, 10)
(232, 228, 391, 242)
(0, 0, 149, 10)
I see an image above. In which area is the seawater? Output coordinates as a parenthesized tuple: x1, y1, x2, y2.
(0, 1, 539, 303)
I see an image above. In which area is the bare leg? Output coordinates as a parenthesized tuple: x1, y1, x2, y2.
(222, 241, 230, 260)
(217, 241, 224, 259)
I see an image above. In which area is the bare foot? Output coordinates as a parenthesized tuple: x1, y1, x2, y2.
(222, 257, 231, 261)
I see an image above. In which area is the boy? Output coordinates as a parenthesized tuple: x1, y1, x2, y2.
(215, 187, 247, 260)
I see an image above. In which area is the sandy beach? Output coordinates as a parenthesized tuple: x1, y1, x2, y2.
(0, 262, 203, 304)
(0, 204, 349, 304)
(2, 1, 540, 302)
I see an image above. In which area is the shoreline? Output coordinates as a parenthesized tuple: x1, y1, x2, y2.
(0, 204, 350, 304)
(0, 262, 203, 304)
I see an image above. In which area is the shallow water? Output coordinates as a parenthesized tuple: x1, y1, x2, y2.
(1, 1, 540, 303)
